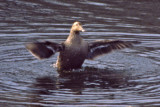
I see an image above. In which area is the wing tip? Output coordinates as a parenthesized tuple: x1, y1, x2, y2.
(25, 42, 54, 59)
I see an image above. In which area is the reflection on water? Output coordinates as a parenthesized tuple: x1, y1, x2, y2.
(30, 67, 133, 105)
(0, 0, 160, 106)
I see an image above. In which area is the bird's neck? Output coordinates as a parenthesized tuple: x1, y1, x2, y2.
(67, 30, 82, 44)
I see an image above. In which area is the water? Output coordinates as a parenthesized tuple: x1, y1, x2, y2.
(0, 0, 160, 106)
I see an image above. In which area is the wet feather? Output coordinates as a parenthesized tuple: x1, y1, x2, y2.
(87, 40, 138, 59)
(25, 41, 64, 59)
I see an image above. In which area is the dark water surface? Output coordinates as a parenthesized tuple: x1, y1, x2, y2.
(0, 0, 160, 106)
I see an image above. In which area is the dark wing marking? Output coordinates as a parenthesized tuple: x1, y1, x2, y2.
(87, 40, 140, 59)
(25, 41, 64, 59)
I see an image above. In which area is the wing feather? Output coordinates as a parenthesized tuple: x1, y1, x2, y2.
(25, 41, 64, 59)
(87, 40, 139, 59)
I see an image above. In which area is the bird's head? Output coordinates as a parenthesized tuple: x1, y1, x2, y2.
(71, 21, 85, 33)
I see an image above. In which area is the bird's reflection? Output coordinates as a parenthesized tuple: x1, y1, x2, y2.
(33, 67, 131, 95)
(28, 67, 136, 106)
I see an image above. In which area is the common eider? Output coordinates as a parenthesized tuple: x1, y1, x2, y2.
(26, 22, 139, 71)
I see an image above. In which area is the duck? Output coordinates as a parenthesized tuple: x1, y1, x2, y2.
(26, 21, 139, 71)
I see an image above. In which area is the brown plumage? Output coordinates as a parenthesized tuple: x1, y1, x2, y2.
(26, 22, 139, 71)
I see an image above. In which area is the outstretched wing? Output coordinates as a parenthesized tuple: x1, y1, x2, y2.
(87, 40, 139, 59)
(25, 41, 64, 59)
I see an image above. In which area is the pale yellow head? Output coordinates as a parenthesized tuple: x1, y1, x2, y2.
(71, 22, 85, 32)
